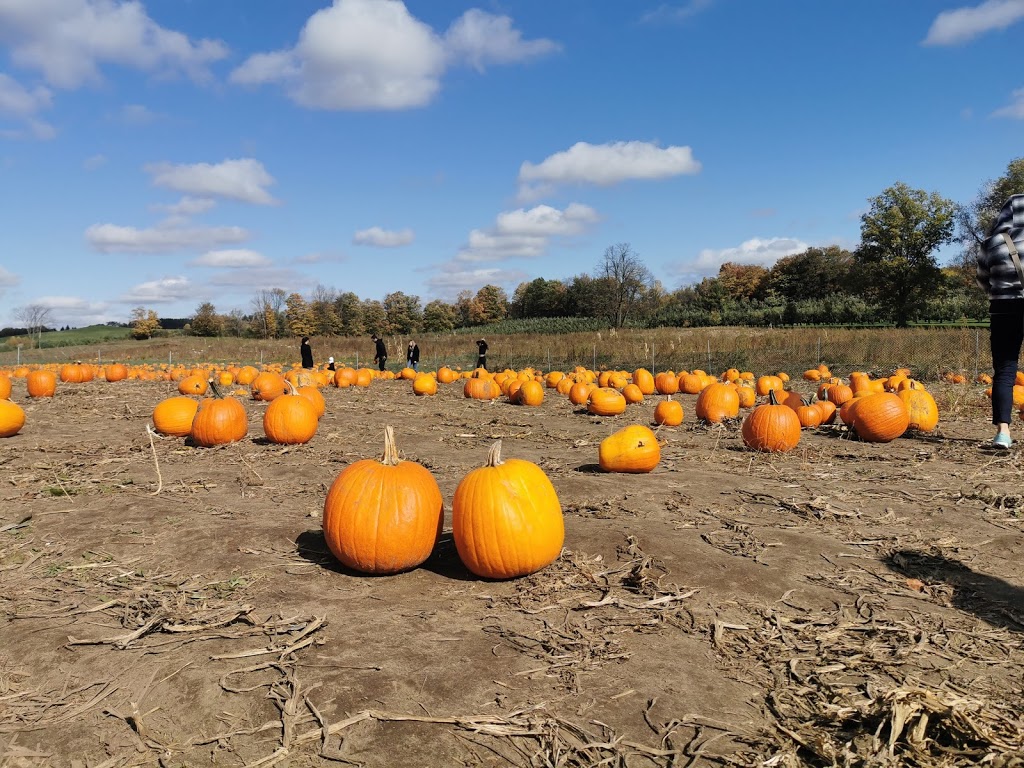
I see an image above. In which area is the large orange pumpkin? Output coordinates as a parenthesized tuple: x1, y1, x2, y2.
(26, 370, 57, 398)
(0, 399, 26, 437)
(452, 440, 564, 579)
(322, 426, 443, 575)
(898, 385, 939, 432)
(0, 374, 10, 400)
(851, 392, 910, 443)
(251, 372, 287, 401)
(599, 424, 661, 473)
(152, 396, 200, 437)
(191, 382, 248, 447)
(263, 385, 319, 444)
(694, 383, 740, 423)
(587, 387, 627, 416)
(741, 389, 801, 452)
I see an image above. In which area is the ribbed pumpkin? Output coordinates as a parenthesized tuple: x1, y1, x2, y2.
(514, 379, 544, 406)
(793, 395, 823, 428)
(653, 396, 683, 426)
(599, 424, 661, 473)
(741, 389, 801, 452)
(60, 363, 93, 383)
(191, 381, 248, 447)
(898, 385, 939, 432)
(694, 383, 740, 423)
(437, 367, 459, 384)
(587, 387, 627, 416)
(568, 381, 594, 405)
(104, 363, 129, 382)
(177, 374, 209, 396)
(152, 396, 200, 437)
(251, 372, 287, 401)
(452, 440, 564, 579)
(851, 392, 910, 443)
(263, 384, 318, 444)
(322, 426, 443, 575)
(0, 399, 26, 437)
(412, 373, 438, 396)
(26, 370, 57, 398)
(654, 371, 679, 395)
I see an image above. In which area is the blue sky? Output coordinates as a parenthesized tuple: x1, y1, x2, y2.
(1, 0, 1022, 327)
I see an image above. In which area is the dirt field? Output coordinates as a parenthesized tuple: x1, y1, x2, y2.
(1, 374, 1022, 767)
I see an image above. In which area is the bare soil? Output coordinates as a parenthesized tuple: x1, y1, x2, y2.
(1, 376, 1022, 767)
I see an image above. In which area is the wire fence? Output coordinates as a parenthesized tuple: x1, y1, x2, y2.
(0, 326, 994, 382)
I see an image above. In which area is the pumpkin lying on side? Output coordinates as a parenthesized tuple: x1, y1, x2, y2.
(599, 424, 661, 473)
(452, 440, 564, 580)
(0, 399, 26, 438)
(323, 426, 443, 575)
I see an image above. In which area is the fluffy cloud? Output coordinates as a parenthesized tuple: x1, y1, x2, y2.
(0, 73, 55, 140)
(294, 250, 347, 264)
(86, 223, 249, 253)
(0, 265, 20, 297)
(457, 203, 599, 262)
(190, 249, 272, 268)
(0, 0, 228, 89)
(445, 9, 559, 71)
(145, 159, 278, 205)
(672, 236, 809, 283)
(230, 0, 556, 110)
(353, 226, 415, 247)
(923, 0, 1024, 45)
(518, 141, 701, 201)
(993, 87, 1024, 119)
(32, 296, 111, 326)
(425, 265, 529, 298)
(118, 276, 193, 303)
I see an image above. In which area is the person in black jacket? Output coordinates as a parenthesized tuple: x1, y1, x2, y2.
(371, 334, 388, 372)
(300, 336, 313, 369)
(326, 356, 336, 372)
(406, 340, 420, 372)
(976, 194, 1024, 449)
(475, 338, 488, 370)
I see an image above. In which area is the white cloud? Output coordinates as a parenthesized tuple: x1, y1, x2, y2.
(295, 250, 347, 264)
(83, 153, 107, 170)
(151, 196, 217, 219)
(639, 0, 715, 24)
(457, 203, 600, 262)
(518, 141, 701, 201)
(445, 9, 559, 71)
(673, 236, 809, 283)
(145, 158, 277, 205)
(0, 265, 20, 297)
(0, 0, 229, 89)
(86, 222, 249, 253)
(230, 0, 556, 110)
(923, 0, 1024, 45)
(993, 87, 1024, 118)
(0, 73, 55, 140)
(353, 226, 415, 247)
(33, 295, 111, 326)
(119, 276, 193, 303)
(190, 249, 271, 268)
(426, 265, 529, 298)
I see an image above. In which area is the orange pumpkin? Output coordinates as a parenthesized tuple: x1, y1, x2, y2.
(587, 387, 627, 416)
(514, 379, 544, 406)
(898, 386, 938, 432)
(0, 399, 26, 437)
(152, 396, 200, 437)
(26, 370, 57, 398)
(412, 373, 438, 396)
(263, 385, 319, 444)
(852, 392, 910, 443)
(104, 363, 129, 382)
(191, 382, 248, 447)
(322, 426, 443, 575)
(452, 440, 564, 579)
(0, 374, 10, 400)
(741, 389, 801, 452)
(653, 397, 683, 426)
(694, 383, 740, 423)
(251, 372, 287, 401)
(599, 424, 661, 473)
(177, 374, 209, 396)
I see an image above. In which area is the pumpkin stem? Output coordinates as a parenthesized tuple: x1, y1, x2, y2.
(207, 377, 225, 399)
(380, 425, 401, 466)
(486, 439, 505, 467)
(767, 389, 781, 406)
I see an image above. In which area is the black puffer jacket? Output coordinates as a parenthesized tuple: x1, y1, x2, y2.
(977, 194, 1024, 300)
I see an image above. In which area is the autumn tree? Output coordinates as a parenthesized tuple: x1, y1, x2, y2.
(854, 182, 956, 326)
(383, 291, 423, 335)
(130, 307, 161, 340)
(422, 299, 456, 332)
(596, 243, 652, 327)
(285, 293, 317, 337)
(757, 246, 854, 302)
(309, 284, 342, 336)
(510, 278, 567, 318)
(250, 289, 286, 339)
(335, 292, 364, 337)
(717, 263, 768, 301)
(471, 285, 508, 324)
(361, 299, 387, 336)
(190, 302, 222, 337)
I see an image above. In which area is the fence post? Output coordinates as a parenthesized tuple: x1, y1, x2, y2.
(651, 342, 655, 374)
(706, 340, 711, 371)
(817, 336, 821, 366)
(593, 345, 597, 372)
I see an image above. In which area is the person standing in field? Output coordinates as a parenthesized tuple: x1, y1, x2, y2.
(406, 340, 420, 372)
(976, 193, 1024, 449)
(371, 334, 388, 372)
(300, 336, 314, 369)
(475, 338, 488, 370)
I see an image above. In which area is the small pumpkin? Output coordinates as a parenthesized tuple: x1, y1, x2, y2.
(452, 440, 564, 579)
(741, 389, 802, 452)
(191, 380, 249, 447)
(104, 363, 129, 382)
(322, 426, 443, 575)
(263, 384, 319, 444)
(0, 374, 11, 400)
(0, 399, 26, 437)
(599, 424, 661, 473)
(178, 374, 209, 396)
(152, 395, 200, 437)
(653, 396, 683, 426)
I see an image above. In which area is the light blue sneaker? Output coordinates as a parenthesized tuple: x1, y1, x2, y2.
(993, 433, 1013, 449)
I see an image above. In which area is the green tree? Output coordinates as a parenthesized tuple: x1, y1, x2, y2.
(361, 299, 387, 336)
(453, 291, 477, 327)
(510, 278, 567, 318)
(596, 243, 652, 327)
(130, 307, 161, 340)
(422, 299, 456, 332)
(717, 262, 768, 301)
(250, 288, 286, 338)
(854, 182, 956, 326)
(285, 293, 317, 337)
(383, 291, 423, 335)
(335, 292, 364, 336)
(309, 285, 342, 336)
(190, 302, 222, 337)
(758, 246, 854, 302)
